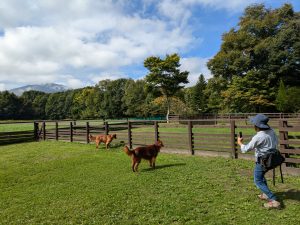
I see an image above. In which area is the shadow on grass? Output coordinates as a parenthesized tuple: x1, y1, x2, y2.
(142, 163, 186, 172)
(276, 189, 300, 202)
(274, 189, 300, 209)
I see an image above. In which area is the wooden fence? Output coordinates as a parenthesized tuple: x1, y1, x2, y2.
(0, 130, 36, 145)
(31, 118, 300, 171)
(1, 118, 299, 173)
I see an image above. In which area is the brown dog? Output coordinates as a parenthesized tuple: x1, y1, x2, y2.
(89, 133, 117, 150)
(124, 140, 164, 172)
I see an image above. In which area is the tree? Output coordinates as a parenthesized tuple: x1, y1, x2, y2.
(204, 77, 228, 113)
(97, 79, 128, 119)
(45, 92, 70, 119)
(192, 74, 207, 113)
(72, 87, 103, 119)
(144, 53, 189, 121)
(32, 94, 48, 119)
(122, 79, 149, 117)
(286, 87, 300, 113)
(20, 90, 47, 119)
(276, 79, 289, 112)
(0, 91, 22, 119)
(222, 72, 276, 112)
(207, 3, 299, 112)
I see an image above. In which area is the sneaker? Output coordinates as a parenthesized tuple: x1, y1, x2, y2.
(264, 200, 281, 209)
(258, 193, 268, 200)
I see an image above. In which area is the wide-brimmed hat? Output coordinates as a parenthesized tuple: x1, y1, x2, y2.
(250, 114, 270, 129)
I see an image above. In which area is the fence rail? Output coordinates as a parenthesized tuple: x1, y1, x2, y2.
(0, 130, 36, 145)
(1, 117, 299, 173)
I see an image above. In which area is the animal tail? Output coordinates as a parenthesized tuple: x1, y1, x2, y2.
(124, 146, 134, 156)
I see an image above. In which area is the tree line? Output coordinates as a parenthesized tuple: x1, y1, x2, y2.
(0, 3, 299, 120)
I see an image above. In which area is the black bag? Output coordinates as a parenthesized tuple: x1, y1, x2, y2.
(260, 150, 285, 171)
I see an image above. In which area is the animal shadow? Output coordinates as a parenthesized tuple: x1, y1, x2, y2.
(142, 163, 186, 172)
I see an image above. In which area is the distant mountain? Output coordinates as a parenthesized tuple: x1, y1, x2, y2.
(9, 83, 69, 96)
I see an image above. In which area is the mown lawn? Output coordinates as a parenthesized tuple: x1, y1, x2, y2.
(0, 141, 299, 225)
(0, 123, 34, 132)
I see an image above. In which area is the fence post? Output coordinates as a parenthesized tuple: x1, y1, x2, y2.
(105, 122, 109, 135)
(154, 121, 159, 142)
(42, 122, 46, 140)
(128, 121, 132, 149)
(34, 122, 39, 141)
(188, 121, 194, 155)
(86, 122, 90, 144)
(70, 122, 73, 142)
(230, 120, 238, 159)
(279, 120, 289, 167)
(55, 121, 58, 141)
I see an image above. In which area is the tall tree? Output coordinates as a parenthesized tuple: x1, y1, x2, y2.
(204, 77, 228, 113)
(144, 53, 189, 121)
(286, 87, 300, 112)
(276, 79, 289, 112)
(192, 74, 207, 113)
(207, 3, 299, 112)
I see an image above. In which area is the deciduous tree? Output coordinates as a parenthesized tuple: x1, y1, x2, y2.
(207, 3, 299, 112)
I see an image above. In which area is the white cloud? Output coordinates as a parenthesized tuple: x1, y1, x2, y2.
(180, 57, 212, 86)
(0, 0, 278, 90)
(89, 72, 128, 84)
(0, 83, 5, 91)
(0, 0, 198, 90)
(64, 76, 86, 89)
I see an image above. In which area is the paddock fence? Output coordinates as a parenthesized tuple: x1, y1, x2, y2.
(31, 117, 300, 173)
(1, 115, 299, 174)
(0, 121, 36, 145)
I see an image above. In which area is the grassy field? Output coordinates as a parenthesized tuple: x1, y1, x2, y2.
(0, 123, 34, 132)
(0, 141, 299, 225)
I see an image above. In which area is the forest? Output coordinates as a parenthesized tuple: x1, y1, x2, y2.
(0, 3, 299, 120)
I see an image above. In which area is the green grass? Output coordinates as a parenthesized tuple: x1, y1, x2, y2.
(0, 123, 34, 132)
(0, 142, 300, 225)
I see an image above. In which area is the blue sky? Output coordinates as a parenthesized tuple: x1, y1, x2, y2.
(0, 0, 299, 91)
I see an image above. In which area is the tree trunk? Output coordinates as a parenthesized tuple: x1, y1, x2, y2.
(166, 96, 170, 123)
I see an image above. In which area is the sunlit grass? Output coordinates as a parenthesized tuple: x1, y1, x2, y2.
(0, 141, 299, 225)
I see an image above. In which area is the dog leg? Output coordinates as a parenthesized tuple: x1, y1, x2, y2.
(149, 159, 153, 168)
(134, 162, 140, 172)
(106, 141, 110, 150)
(152, 157, 156, 169)
(131, 160, 135, 172)
(133, 159, 141, 172)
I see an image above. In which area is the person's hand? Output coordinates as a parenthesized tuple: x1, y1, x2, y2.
(237, 137, 243, 146)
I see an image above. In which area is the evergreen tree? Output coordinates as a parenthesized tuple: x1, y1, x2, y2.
(276, 79, 289, 112)
(192, 74, 207, 113)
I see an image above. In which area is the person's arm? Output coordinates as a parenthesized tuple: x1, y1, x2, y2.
(237, 135, 258, 153)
